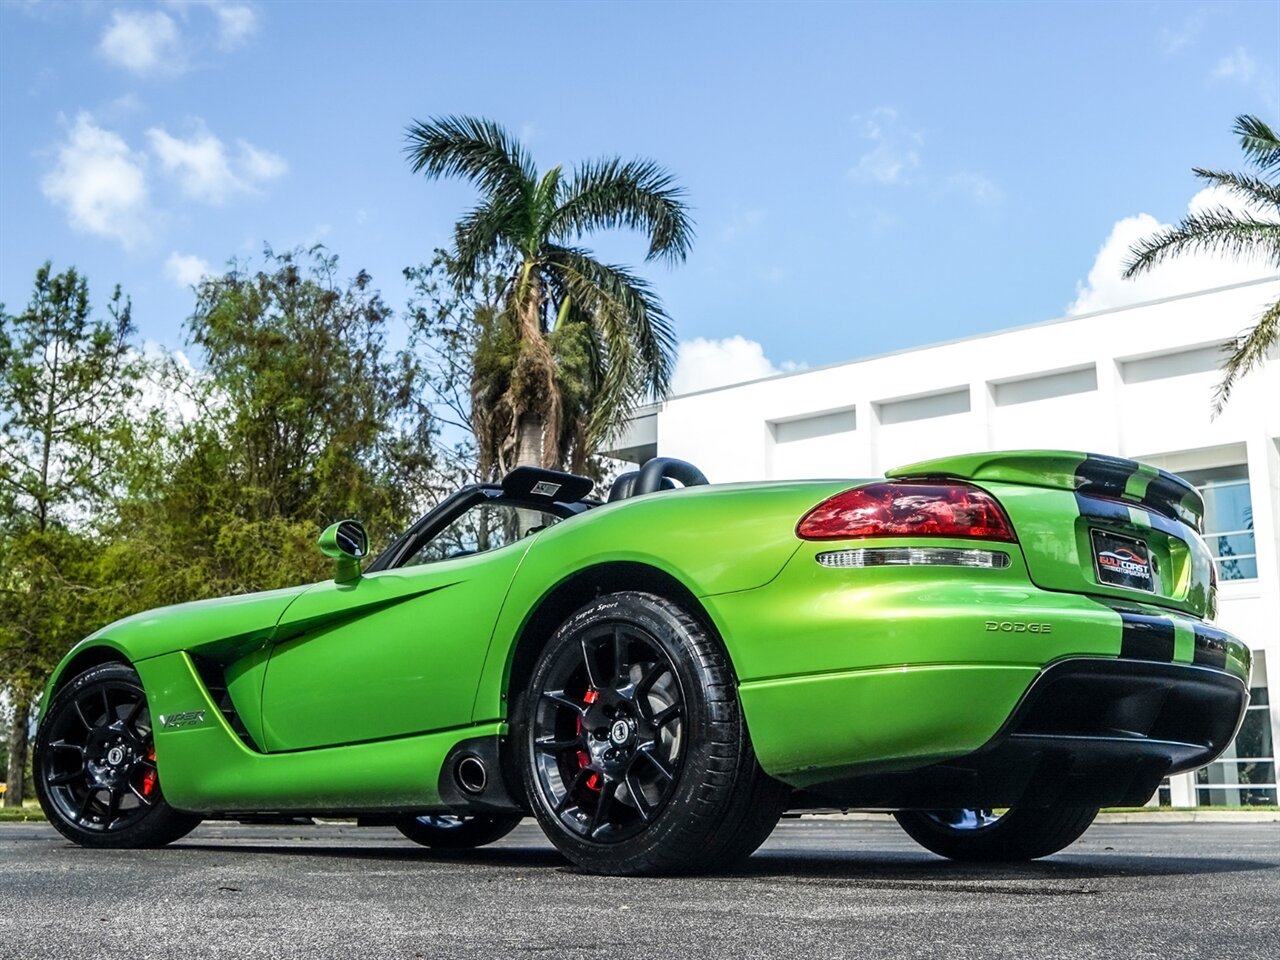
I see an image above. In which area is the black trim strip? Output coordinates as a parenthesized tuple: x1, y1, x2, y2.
(1115, 610, 1176, 662)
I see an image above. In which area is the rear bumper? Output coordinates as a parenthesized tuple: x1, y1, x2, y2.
(716, 549, 1251, 794)
(792, 658, 1249, 809)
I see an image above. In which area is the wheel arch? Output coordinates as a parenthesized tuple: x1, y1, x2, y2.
(43, 642, 133, 707)
(502, 561, 730, 710)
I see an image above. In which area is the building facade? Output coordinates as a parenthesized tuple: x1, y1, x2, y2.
(619, 276, 1280, 807)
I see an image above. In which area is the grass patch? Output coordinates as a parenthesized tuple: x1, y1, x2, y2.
(0, 804, 46, 822)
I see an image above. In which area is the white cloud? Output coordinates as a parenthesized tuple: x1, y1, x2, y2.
(1213, 46, 1258, 83)
(948, 172, 1003, 206)
(40, 113, 150, 248)
(148, 123, 286, 203)
(850, 107, 922, 185)
(210, 3, 258, 49)
(1068, 186, 1277, 315)
(719, 207, 765, 242)
(98, 10, 183, 76)
(672, 336, 793, 395)
(1158, 12, 1204, 56)
(165, 251, 212, 287)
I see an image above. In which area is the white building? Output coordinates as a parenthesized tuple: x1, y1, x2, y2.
(617, 276, 1280, 807)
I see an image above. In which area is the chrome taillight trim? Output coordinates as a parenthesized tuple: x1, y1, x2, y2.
(815, 547, 1011, 569)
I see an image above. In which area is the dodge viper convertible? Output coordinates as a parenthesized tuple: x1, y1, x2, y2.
(34, 451, 1250, 875)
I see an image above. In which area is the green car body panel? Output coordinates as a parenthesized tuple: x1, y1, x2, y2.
(39, 450, 1251, 816)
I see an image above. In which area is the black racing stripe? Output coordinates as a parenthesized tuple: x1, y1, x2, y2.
(1192, 624, 1232, 670)
(1076, 493, 1186, 540)
(1073, 453, 1140, 502)
(1117, 611, 1176, 662)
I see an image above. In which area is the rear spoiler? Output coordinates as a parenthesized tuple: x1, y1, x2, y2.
(887, 450, 1205, 531)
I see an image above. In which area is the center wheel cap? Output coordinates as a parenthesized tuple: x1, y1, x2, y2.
(608, 719, 632, 746)
(107, 746, 125, 766)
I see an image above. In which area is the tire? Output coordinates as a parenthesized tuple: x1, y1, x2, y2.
(395, 812, 524, 849)
(514, 591, 790, 876)
(893, 806, 1099, 861)
(34, 662, 202, 849)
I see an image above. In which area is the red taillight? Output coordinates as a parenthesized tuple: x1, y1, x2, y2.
(797, 481, 1017, 542)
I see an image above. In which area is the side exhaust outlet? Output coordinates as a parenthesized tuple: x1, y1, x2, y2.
(455, 755, 487, 795)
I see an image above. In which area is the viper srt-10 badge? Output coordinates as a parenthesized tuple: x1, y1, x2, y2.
(158, 710, 206, 729)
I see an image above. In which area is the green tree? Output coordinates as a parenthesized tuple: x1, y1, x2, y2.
(1125, 115, 1280, 412)
(0, 263, 141, 806)
(404, 116, 693, 475)
(106, 246, 439, 612)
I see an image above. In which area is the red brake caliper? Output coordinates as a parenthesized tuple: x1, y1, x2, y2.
(576, 690, 601, 792)
(140, 746, 158, 797)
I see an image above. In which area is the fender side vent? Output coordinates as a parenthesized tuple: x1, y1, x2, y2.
(190, 656, 261, 751)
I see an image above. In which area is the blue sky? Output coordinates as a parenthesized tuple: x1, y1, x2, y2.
(2, 0, 1277, 393)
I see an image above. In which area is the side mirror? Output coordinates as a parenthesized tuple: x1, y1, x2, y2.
(318, 519, 368, 584)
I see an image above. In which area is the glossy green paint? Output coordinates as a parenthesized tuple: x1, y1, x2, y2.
(261, 545, 530, 751)
(135, 650, 490, 812)
(38, 455, 1250, 816)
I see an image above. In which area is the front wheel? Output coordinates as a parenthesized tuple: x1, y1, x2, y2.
(894, 806, 1099, 861)
(514, 591, 790, 876)
(395, 813, 523, 849)
(34, 662, 201, 848)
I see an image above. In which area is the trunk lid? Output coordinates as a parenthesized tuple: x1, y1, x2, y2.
(888, 450, 1214, 618)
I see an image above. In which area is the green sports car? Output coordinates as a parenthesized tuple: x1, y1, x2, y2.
(34, 451, 1250, 875)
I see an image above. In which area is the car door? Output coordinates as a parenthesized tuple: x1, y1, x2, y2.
(258, 498, 561, 752)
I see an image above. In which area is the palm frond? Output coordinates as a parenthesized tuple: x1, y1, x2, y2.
(549, 159, 694, 264)
(451, 198, 520, 284)
(1122, 207, 1280, 277)
(1234, 115, 1280, 175)
(544, 245, 676, 397)
(1193, 167, 1280, 211)
(403, 115, 536, 202)
(1212, 295, 1280, 415)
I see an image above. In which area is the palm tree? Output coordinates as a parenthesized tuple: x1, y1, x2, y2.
(1124, 115, 1280, 413)
(404, 116, 693, 476)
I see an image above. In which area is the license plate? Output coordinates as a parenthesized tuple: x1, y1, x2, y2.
(1091, 529, 1155, 592)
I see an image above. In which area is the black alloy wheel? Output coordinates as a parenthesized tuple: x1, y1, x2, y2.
(516, 591, 790, 876)
(395, 812, 524, 849)
(34, 663, 201, 848)
(894, 805, 1099, 861)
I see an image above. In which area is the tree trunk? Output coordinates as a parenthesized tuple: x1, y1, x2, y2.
(4, 697, 30, 807)
(515, 413, 545, 469)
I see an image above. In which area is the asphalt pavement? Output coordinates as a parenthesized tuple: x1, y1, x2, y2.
(2, 818, 1277, 959)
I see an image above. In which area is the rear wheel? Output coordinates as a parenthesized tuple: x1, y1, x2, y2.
(515, 591, 789, 876)
(894, 805, 1099, 861)
(34, 662, 201, 848)
(395, 813, 523, 849)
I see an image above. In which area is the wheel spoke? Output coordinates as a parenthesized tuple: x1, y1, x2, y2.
(49, 740, 85, 755)
(587, 778, 618, 838)
(652, 703, 682, 729)
(637, 745, 676, 782)
(48, 769, 84, 787)
(635, 661, 667, 699)
(127, 781, 153, 807)
(580, 637, 608, 690)
(542, 690, 586, 717)
(613, 628, 630, 686)
(103, 788, 122, 827)
(75, 789, 96, 823)
(73, 698, 95, 731)
(553, 769, 590, 814)
(535, 733, 583, 754)
(101, 688, 112, 724)
(624, 770, 653, 823)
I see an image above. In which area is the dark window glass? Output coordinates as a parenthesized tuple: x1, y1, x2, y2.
(1179, 465, 1256, 581)
(403, 503, 560, 567)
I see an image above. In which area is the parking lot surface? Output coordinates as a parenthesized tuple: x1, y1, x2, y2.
(2, 818, 1277, 959)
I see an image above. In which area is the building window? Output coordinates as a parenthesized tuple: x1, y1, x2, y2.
(1195, 672, 1275, 807)
(1179, 464, 1257, 581)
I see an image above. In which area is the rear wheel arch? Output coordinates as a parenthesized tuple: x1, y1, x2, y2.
(504, 562, 730, 710)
